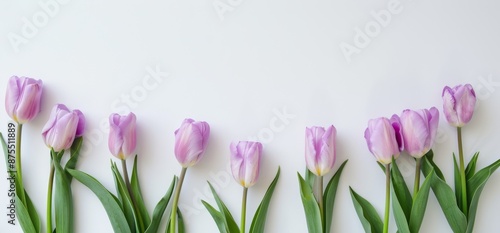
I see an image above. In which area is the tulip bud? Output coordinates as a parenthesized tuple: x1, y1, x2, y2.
(42, 104, 85, 152)
(305, 125, 336, 176)
(108, 113, 137, 160)
(442, 84, 476, 127)
(230, 141, 262, 188)
(5, 76, 43, 124)
(398, 107, 439, 158)
(174, 118, 210, 167)
(364, 117, 402, 164)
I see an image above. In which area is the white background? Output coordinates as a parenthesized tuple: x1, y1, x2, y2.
(1, 0, 500, 232)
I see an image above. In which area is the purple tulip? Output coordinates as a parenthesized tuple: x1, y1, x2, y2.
(397, 107, 439, 158)
(5, 76, 43, 124)
(305, 125, 336, 176)
(174, 118, 210, 167)
(230, 141, 262, 188)
(108, 113, 137, 160)
(442, 84, 476, 127)
(42, 104, 85, 152)
(364, 117, 402, 164)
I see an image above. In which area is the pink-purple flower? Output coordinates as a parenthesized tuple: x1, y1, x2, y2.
(108, 112, 137, 160)
(395, 107, 439, 158)
(364, 117, 402, 164)
(5, 76, 43, 124)
(174, 118, 210, 167)
(42, 104, 85, 152)
(442, 84, 476, 127)
(230, 141, 262, 188)
(305, 125, 336, 176)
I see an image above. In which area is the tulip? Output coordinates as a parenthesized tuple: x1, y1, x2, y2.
(174, 118, 210, 167)
(305, 125, 336, 177)
(170, 118, 210, 233)
(398, 107, 439, 158)
(443, 84, 476, 216)
(5, 76, 43, 124)
(42, 104, 85, 152)
(442, 84, 476, 127)
(230, 141, 263, 188)
(365, 116, 402, 233)
(108, 113, 136, 160)
(364, 117, 401, 164)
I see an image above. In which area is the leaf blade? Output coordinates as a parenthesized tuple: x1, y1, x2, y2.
(249, 167, 280, 233)
(131, 156, 151, 226)
(409, 169, 433, 233)
(466, 159, 500, 233)
(349, 187, 383, 233)
(298, 173, 322, 233)
(323, 160, 348, 233)
(145, 176, 176, 233)
(68, 169, 131, 233)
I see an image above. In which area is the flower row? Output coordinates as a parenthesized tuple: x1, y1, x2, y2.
(3, 76, 498, 233)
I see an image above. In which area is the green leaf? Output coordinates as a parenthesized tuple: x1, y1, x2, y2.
(391, 158, 412, 221)
(349, 187, 383, 233)
(408, 169, 433, 233)
(1, 133, 11, 172)
(111, 162, 136, 230)
(466, 158, 500, 233)
(165, 207, 186, 233)
(67, 169, 131, 233)
(421, 150, 445, 180)
(65, 137, 83, 182)
(202, 200, 228, 233)
(305, 168, 315, 189)
(15, 195, 37, 233)
(377, 162, 385, 173)
(465, 153, 479, 181)
(323, 160, 348, 233)
(452, 155, 464, 213)
(249, 167, 281, 233)
(24, 191, 41, 233)
(207, 182, 240, 233)
(111, 162, 141, 233)
(178, 208, 185, 233)
(145, 176, 176, 233)
(391, 185, 410, 233)
(298, 173, 322, 233)
(131, 156, 151, 226)
(421, 159, 467, 233)
(52, 151, 74, 233)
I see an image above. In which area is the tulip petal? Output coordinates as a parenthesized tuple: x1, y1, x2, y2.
(174, 118, 210, 167)
(365, 118, 400, 164)
(41, 104, 81, 152)
(442, 86, 459, 126)
(401, 110, 428, 157)
(74, 110, 86, 137)
(317, 126, 336, 176)
(455, 84, 476, 125)
(108, 113, 136, 160)
(15, 79, 43, 123)
(230, 141, 262, 188)
(5, 76, 43, 123)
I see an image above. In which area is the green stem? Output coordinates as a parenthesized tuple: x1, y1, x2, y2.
(46, 159, 55, 233)
(121, 159, 144, 232)
(457, 127, 468, 217)
(170, 167, 187, 233)
(314, 175, 324, 219)
(15, 123, 26, 204)
(413, 158, 421, 199)
(383, 164, 391, 233)
(240, 187, 248, 233)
